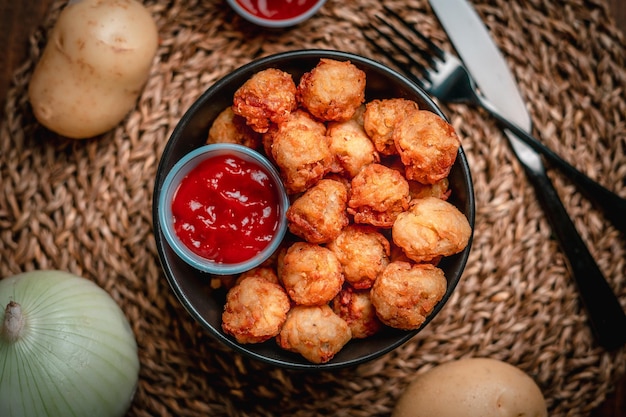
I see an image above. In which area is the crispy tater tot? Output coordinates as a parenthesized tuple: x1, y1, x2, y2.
(370, 261, 447, 330)
(268, 110, 333, 194)
(347, 163, 410, 227)
(392, 196, 472, 263)
(237, 266, 280, 285)
(276, 304, 352, 364)
(297, 59, 366, 122)
(331, 286, 383, 339)
(327, 225, 390, 289)
(352, 104, 366, 126)
(328, 118, 380, 177)
(279, 242, 344, 306)
(232, 68, 297, 133)
(222, 276, 291, 344)
(207, 107, 262, 150)
(393, 110, 460, 184)
(363, 98, 420, 155)
(409, 177, 450, 201)
(287, 178, 349, 244)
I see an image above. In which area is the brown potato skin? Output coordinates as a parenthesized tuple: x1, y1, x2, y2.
(28, 0, 158, 139)
(392, 358, 548, 417)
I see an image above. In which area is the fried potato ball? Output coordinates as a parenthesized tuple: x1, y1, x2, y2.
(327, 225, 390, 289)
(279, 242, 344, 306)
(352, 104, 366, 126)
(347, 163, 410, 227)
(297, 58, 366, 122)
(370, 262, 447, 330)
(237, 266, 280, 285)
(276, 304, 352, 364)
(233, 68, 297, 133)
(393, 110, 460, 184)
(392, 196, 472, 263)
(331, 286, 383, 339)
(409, 177, 450, 201)
(207, 107, 262, 150)
(222, 276, 291, 344)
(328, 118, 380, 178)
(287, 178, 349, 244)
(268, 109, 333, 194)
(363, 98, 420, 155)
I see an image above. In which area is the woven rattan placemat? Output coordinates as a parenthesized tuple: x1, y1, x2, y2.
(1, 0, 625, 415)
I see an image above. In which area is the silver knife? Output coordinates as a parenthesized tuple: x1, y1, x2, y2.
(429, 0, 626, 350)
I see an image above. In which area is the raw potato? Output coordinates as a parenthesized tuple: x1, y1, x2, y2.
(392, 358, 547, 417)
(28, 0, 159, 139)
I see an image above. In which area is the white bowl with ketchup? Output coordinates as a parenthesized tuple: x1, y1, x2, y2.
(226, 0, 327, 28)
(158, 144, 289, 275)
(153, 50, 474, 370)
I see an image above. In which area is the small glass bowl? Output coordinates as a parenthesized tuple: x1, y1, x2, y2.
(158, 143, 289, 275)
(226, 0, 327, 28)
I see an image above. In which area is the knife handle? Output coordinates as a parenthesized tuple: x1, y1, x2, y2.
(480, 97, 626, 236)
(521, 160, 626, 350)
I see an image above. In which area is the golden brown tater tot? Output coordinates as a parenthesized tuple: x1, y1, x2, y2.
(297, 59, 366, 122)
(207, 107, 262, 150)
(347, 163, 410, 227)
(327, 225, 390, 289)
(233, 68, 297, 133)
(393, 110, 460, 184)
(331, 286, 382, 339)
(392, 196, 472, 263)
(363, 98, 419, 155)
(276, 304, 352, 363)
(222, 276, 291, 344)
(268, 110, 333, 194)
(279, 242, 344, 306)
(287, 178, 349, 244)
(370, 262, 446, 330)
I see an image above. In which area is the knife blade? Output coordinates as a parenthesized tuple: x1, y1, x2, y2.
(429, 0, 626, 350)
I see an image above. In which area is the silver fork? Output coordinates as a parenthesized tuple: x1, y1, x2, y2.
(366, 8, 626, 236)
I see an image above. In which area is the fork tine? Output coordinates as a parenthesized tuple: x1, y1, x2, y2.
(381, 5, 446, 61)
(365, 24, 430, 89)
(371, 15, 435, 68)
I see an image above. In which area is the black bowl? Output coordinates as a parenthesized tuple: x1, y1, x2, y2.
(153, 49, 475, 370)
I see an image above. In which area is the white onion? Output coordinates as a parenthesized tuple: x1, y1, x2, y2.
(0, 270, 139, 417)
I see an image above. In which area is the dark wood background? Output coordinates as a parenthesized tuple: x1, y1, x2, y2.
(0, 1, 624, 415)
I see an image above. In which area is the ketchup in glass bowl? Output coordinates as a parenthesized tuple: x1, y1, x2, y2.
(158, 144, 289, 275)
(226, 0, 327, 28)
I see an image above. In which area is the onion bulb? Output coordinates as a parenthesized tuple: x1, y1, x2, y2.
(0, 270, 139, 417)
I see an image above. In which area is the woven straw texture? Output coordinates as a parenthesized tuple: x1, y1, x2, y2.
(1, 0, 625, 415)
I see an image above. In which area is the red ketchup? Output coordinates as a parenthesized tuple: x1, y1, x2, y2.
(171, 153, 281, 264)
(235, 0, 319, 20)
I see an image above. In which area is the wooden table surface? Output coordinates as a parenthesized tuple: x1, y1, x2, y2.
(0, 1, 624, 416)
